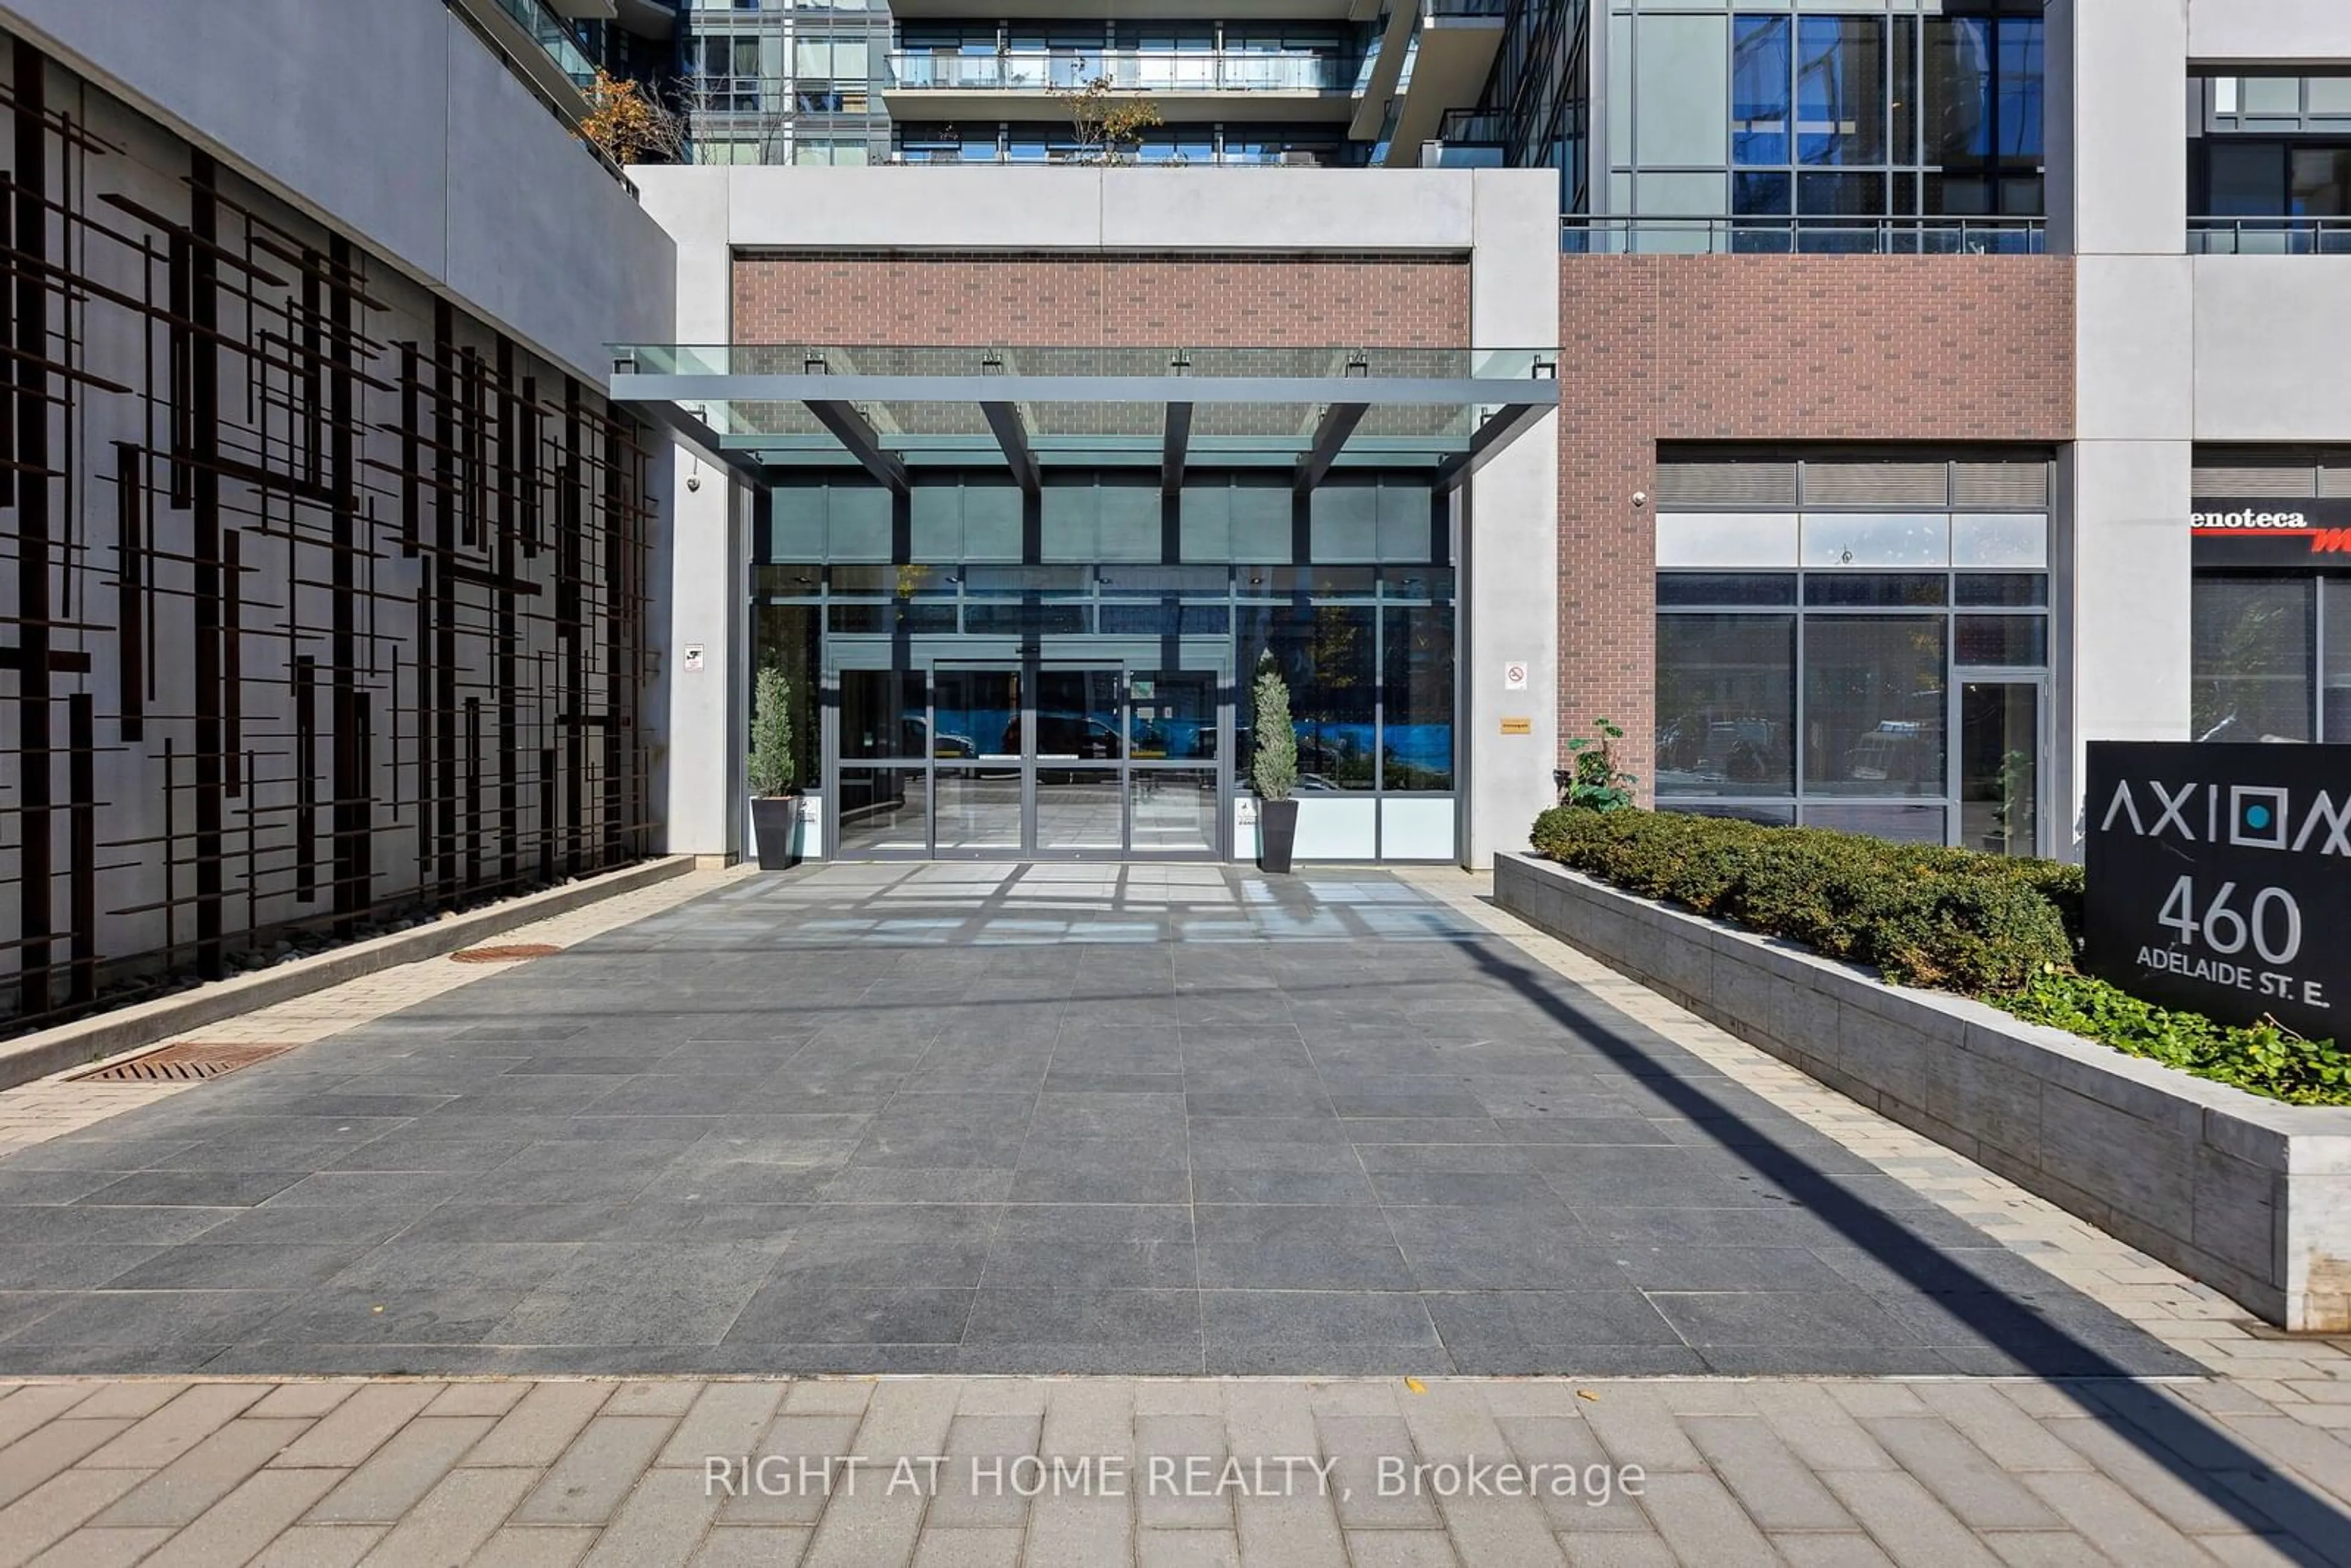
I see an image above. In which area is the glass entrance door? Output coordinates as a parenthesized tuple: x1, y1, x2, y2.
(934, 666, 1024, 853)
(1955, 678, 2044, 857)
(1126, 669, 1220, 855)
(829, 650, 1229, 860)
(1032, 668, 1127, 855)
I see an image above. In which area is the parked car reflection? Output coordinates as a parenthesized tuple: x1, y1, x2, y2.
(1655, 711, 1790, 791)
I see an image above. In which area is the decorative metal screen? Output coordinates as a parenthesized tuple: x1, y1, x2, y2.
(0, 38, 656, 1027)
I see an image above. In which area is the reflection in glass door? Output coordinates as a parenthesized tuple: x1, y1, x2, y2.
(828, 653, 1229, 860)
(934, 666, 1023, 853)
(836, 667, 931, 855)
(1033, 668, 1125, 854)
(1127, 670, 1220, 855)
(1957, 680, 2042, 857)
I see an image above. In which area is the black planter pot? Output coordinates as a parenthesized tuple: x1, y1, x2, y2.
(750, 795, 801, 871)
(1257, 798, 1300, 874)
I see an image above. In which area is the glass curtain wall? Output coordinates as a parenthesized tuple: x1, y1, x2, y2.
(1466, 0, 1591, 206)
(1602, 0, 2045, 249)
(681, 0, 889, 165)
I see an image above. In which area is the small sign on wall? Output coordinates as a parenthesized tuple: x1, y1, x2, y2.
(1504, 661, 1529, 691)
(1236, 799, 1259, 824)
(682, 645, 705, 673)
(1500, 717, 1532, 736)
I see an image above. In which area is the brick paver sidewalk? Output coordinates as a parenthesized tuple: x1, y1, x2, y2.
(0, 1371, 2346, 1566)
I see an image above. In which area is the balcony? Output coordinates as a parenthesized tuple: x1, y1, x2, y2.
(2189, 216, 2351, 255)
(1369, 0, 1504, 168)
(1561, 215, 2048, 256)
(465, 0, 599, 90)
(889, 148, 1326, 167)
(883, 50, 1352, 123)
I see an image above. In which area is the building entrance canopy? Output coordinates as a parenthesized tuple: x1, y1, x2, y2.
(609, 344, 1558, 490)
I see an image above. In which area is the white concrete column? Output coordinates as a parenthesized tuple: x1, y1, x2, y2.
(636, 170, 741, 862)
(654, 454, 746, 861)
(2050, 1, 2195, 853)
(1463, 168, 1562, 869)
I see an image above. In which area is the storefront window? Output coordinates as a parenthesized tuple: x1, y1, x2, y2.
(1656, 613, 1796, 796)
(2191, 577, 2314, 741)
(1803, 615, 1947, 798)
(2327, 578, 2351, 740)
(1652, 463, 2047, 849)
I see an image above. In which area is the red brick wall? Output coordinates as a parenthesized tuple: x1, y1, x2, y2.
(1556, 254, 2075, 794)
(732, 252, 1471, 347)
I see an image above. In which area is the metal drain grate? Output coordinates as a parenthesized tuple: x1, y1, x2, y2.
(449, 943, 563, 964)
(75, 1041, 298, 1082)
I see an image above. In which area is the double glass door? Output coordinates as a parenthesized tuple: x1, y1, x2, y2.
(833, 656, 1224, 859)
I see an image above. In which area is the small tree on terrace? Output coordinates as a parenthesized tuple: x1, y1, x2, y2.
(579, 69, 688, 165)
(1056, 74, 1166, 165)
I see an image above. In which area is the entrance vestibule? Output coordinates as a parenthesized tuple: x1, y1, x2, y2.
(832, 642, 1231, 860)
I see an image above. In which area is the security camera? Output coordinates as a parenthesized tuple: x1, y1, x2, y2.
(1631, 490, 1648, 508)
(686, 475, 701, 492)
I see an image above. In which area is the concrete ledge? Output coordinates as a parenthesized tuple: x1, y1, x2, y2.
(0, 858, 696, 1093)
(1495, 852, 2351, 1333)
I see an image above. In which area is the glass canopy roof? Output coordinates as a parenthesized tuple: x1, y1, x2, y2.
(608, 344, 1558, 486)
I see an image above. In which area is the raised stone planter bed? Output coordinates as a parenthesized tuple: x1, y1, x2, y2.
(1495, 852, 2351, 1333)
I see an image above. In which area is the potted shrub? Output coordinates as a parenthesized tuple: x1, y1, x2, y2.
(1251, 659, 1300, 873)
(748, 663, 801, 871)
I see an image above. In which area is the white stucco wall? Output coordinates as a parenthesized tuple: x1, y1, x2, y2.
(0, 0, 675, 379)
(2192, 259, 2351, 441)
(711, 166, 1484, 252)
(2189, 0, 2351, 64)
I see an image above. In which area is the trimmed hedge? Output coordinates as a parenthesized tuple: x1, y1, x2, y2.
(1529, 806, 2077, 991)
(1528, 806, 2351, 1107)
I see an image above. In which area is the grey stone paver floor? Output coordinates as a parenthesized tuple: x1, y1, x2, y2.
(0, 864, 2194, 1380)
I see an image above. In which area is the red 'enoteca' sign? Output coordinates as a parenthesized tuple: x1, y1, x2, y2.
(2191, 497, 2351, 565)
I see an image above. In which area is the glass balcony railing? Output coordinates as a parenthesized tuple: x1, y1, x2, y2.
(484, 0, 599, 86)
(887, 51, 1346, 95)
(441, 0, 632, 190)
(1562, 214, 2048, 256)
(888, 148, 1327, 167)
(2189, 216, 2351, 255)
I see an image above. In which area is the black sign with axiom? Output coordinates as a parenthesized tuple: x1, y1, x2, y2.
(2085, 741, 2351, 1041)
(2192, 496, 2351, 566)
